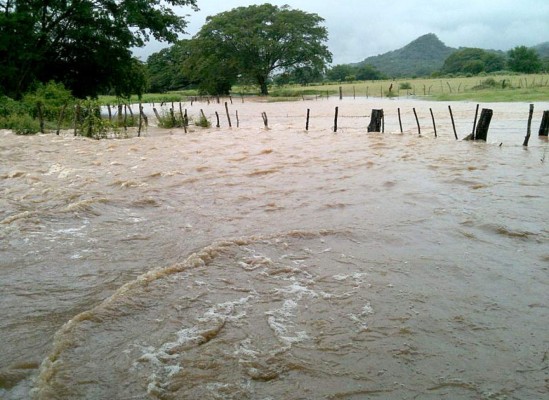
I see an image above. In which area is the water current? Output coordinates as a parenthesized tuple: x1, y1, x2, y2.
(1, 98, 548, 399)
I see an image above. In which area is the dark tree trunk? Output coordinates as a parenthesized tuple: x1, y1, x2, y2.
(258, 75, 269, 95)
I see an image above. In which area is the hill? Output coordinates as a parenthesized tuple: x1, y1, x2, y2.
(354, 33, 456, 77)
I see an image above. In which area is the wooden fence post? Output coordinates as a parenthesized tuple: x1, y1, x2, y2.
(138, 103, 143, 137)
(398, 108, 403, 133)
(36, 102, 44, 133)
(333, 106, 338, 132)
(465, 109, 492, 141)
(413, 108, 421, 135)
(74, 102, 81, 136)
(471, 104, 480, 140)
(261, 112, 269, 128)
(225, 102, 232, 127)
(523, 104, 534, 146)
(339, 86, 343, 100)
(306, 108, 310, 131)
(429, 108, 437, 138)
(538, 110, 549, 136)
(368, 109, 384, 132)
(153, 108, 161, 124)
(56, 103, 67, 136)
(448, 105, 458, 140)
(215, 111, 220, 128)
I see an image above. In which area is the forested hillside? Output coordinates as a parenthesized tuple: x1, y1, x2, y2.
(354, 33, 456, 77)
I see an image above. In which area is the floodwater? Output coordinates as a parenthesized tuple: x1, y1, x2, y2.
(1, 98, 548, 399)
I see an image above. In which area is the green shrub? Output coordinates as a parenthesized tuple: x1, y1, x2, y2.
(399, 82, 412, 90)
(0, 113, 41, 135)
(195, 113, 211, 128)
(156, 109, 182, 128)
(473, 78, 499, 90)
(23, 81, 74, 122)
(0, 96, 31, 117)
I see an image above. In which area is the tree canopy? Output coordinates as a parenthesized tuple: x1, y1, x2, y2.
(146, 40, 194, 93)
(186, 4, 332, 95)
(441, 48, 506, 75)
(0, 0, 198, 98)
(507, 46, 542, 73)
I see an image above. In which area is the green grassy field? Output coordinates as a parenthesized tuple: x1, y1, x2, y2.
(99, 74, 549, 105)
(270, 74, 549, 102)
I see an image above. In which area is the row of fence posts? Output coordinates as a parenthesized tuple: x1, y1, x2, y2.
(100, 100, 549, 146)
(329, 103, 548, 145)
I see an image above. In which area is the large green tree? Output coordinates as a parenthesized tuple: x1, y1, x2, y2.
(441, 48, 506, 75)
(146, 40, 193, 93)
(0, 0, 197, 98)
(187, 4, 332, 95)
(508, 46, 542, 73)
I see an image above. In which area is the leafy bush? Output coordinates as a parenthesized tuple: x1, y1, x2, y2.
(0, 113, 40, 135)
(156, 109, 182, 128)
(195, 113, 211, 128)
(399, 82, 412, 90)
(472, 78, 499, 90)
(23, 81, 74, 122)
(79, 100, 113, 139)
(0, 95, 31, 117)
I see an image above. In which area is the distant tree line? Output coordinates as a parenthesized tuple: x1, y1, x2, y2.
(147, 36, 546, 94)
(438, 46, 545, 76)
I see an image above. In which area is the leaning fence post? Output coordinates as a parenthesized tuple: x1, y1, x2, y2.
(215, 111, 220, 128)
(413, 108, 421, 135)
(523, 104, 534, 146)
(397, 108, 403, 133)
(429, 108, 437, 138)
(153, 107, 161, 123)
(471, 104, 480, 140)
(225, 102, 232, 128)
(333, 106, 339, 132)
(261, 112, 269, 128)
(448, 105, 458, 140)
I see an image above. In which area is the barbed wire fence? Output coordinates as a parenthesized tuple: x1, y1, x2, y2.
(143, 96, 549, 145)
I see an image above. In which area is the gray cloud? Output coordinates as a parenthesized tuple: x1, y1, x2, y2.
(135, 0, 549, 64)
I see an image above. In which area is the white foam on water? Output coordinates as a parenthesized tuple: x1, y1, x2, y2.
(137, 295, 254, 397)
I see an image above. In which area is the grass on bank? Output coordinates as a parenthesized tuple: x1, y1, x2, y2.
(97, 74, 549, 106)
(267, 74, 549, 102)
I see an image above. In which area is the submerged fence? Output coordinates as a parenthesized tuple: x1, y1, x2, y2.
(147, 97, 549, 146)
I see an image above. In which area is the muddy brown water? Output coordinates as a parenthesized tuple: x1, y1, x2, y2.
(1, 98, 548, 399)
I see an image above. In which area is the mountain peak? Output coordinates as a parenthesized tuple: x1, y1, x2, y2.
(356, 33, 456, 77)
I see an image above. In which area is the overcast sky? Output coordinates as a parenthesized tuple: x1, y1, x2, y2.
(136, 0, 549, 64)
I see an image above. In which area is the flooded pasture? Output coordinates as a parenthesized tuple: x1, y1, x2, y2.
(0, 98, 548, 399)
